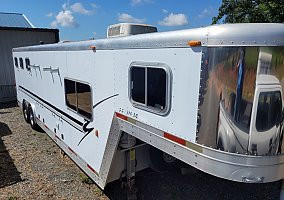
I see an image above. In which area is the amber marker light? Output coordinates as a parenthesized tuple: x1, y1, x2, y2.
(90, 45, 96, 51)
(188, 40, 202, 47)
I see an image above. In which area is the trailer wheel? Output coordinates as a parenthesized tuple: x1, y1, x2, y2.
(217, 138, 224, 151)
(149, 146, 180, 172)
(22, 102, 30, 123)
(29, 106, 39, 130)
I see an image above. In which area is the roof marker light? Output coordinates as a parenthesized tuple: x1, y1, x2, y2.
(188, 40, 201, 47)
(90, 45, 96, 51)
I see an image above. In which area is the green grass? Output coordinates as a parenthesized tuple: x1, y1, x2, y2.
(79, 173, 93, 184)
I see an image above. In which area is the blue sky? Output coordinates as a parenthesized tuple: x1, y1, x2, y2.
(2, 0, 222, 41)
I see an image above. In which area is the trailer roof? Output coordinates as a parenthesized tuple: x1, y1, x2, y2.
(13, 23, 284, 52)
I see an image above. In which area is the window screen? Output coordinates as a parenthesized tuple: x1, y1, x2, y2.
(64, 79, 92, 119)
(25, 58, 31, 71)
(19, 58, 24, 69)
(130, 65, 169, 114)
(14, 57, 18, 68)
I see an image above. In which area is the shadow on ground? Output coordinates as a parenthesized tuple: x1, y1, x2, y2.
(0, 122, 22, 188)
(104, 168, 282, 200)
(0, 101, 17, 110)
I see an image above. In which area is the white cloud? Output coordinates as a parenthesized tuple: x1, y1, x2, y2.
(62, 3, 68, 11)
(91, 3, 99, 9)
(51, 10, 77, 28)
(70, 2, 93, 15)
(158, 13, 188, 26)
(46, 12, 53, 17)
(162, 9, 168, 14)
(49, 2, 99, 28)
(130, 0, 152, 6)
(118, 13, 146, 23)
(198, 7, 213, 19)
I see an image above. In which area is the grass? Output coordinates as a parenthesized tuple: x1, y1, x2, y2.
(8, 196, 17, 200)
(79, 173, 93, 184)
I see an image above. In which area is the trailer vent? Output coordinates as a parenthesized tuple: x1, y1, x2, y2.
(107, 23, 157, 38)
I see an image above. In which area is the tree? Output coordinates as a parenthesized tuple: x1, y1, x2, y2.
(212, 0, 284, 24)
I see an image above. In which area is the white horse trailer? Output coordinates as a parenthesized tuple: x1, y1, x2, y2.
(12, 23, 284, 189)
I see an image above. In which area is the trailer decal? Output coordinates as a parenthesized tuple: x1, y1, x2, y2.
(19, 85, 84, 131)
(68, 147, 77, 156)
(78, 120, 94, 145)
(78, 94, 119, 145)
(87, 164, 99, 175)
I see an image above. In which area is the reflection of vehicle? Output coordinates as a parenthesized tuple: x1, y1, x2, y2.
(217, 74, 283, 155)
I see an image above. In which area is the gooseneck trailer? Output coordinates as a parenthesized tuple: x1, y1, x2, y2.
(12, 23, 284, 189)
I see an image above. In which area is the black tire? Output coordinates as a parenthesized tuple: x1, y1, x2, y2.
(217, 137, 224, 151)
(22, 102, 30, 123)
(149, 146, 181, 172)
(29, 106, 39, 130)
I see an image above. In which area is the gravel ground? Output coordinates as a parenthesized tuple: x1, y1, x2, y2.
(0, 102, 283, 200)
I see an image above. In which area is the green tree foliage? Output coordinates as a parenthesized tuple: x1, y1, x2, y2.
(212, 0, 284, 24)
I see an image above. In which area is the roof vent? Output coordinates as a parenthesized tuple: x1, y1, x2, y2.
(107, 23, 157, 38)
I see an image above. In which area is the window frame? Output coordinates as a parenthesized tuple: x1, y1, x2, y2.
(129, 62, 172, 116)
(64, 78, 93, 120)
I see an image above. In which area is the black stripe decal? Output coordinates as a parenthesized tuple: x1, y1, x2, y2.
(19, 86, 84, 131)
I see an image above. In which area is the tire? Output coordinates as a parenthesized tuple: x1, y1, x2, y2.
(217, 137, 224, 151)
(22, 102, 30, 123)
(29, 106, 39, 130)
(149, 146, 181, 172)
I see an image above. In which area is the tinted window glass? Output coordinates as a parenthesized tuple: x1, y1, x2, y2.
(147, 68, 166, 110)
(65, 79, 77, 111)
(130, 65, 169, 114)
(76, 82, 92, 119)
(256, 91, 282, 132)
(131, 67, 145, 104)
(25, 58, 31, 71)
(19, 58, 24, 69)
(14, 57, 18, 68)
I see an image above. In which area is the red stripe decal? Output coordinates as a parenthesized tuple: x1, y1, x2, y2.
(44, 124, 49, 130)
(68, 147, 77, 156)
(164, 132, 186, 146)
(55, 135, 61, 141)
(116, 112, 128, 120)
(87, 164, 98, 175)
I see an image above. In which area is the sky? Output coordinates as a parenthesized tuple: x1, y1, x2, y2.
(1, 0, 222, 41)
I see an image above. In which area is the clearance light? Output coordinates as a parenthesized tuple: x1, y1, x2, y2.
(90, 45, 96, 51)
(188, 40, 202, 47)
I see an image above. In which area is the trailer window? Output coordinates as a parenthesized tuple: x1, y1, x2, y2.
(131, 67, 145, 104)
(65, 79, 77, 111)
(14, 57, 18, 68)
(25, 58, 31, 71)
(64, 79, 92, 119)
(76, 82, 92, 119)
(130, 64, 169, 114)
(19, 58, 24, 69)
